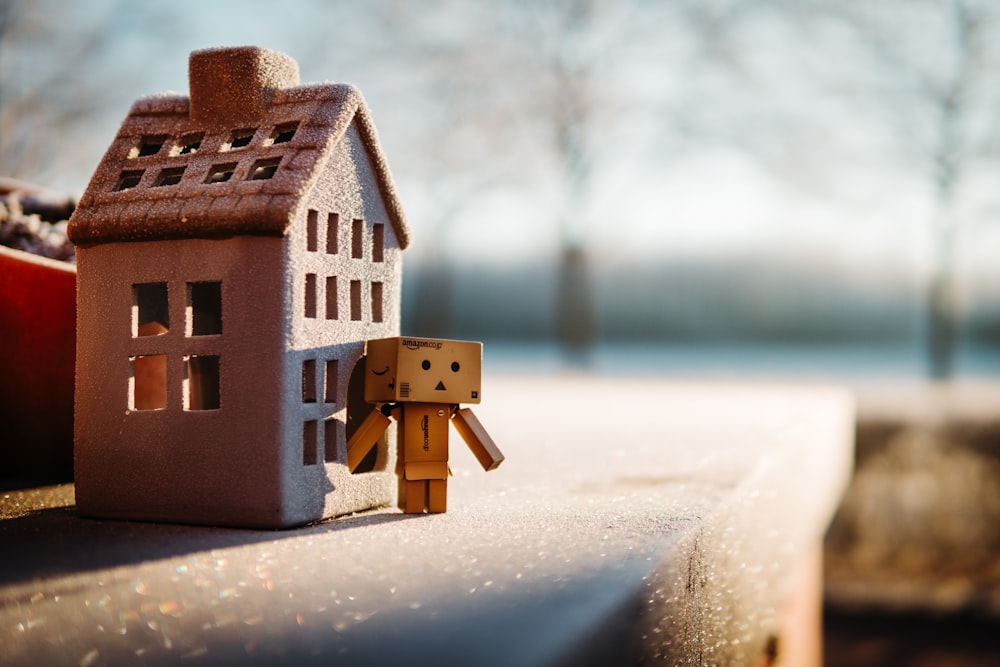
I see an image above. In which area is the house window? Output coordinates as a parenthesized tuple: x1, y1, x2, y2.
(127, 285, 224, 414)
(306, 210, 318, 252)
(302, 359, 317, 403)
(351, 219, 364, 259)
(133, 282, 169, 336)
(185, 355, 220, 410)
(304, 274, 317, 318)
(224, 128, 255, 151)
(130, 355, 167, 411)
(129, 135, 167, 159)
(115, 170, 144, 192)
(350, 280, 362, 321)
(173, 133, 203, 156)
(324, 359, 338, 403)
(269, 122, 299, 145)
(303, 420, 318, 465)
(324, 419, 340, 462)
(188, 281, 222, 336)
(154, 167, 186, 188)
(326, 213, 339, 254)
(371, 281, 383, 323)
(325, 276, 338, 320)
(205, 163, 237, 184)
(372, 223, 384, 263)
(248, 157, 280, 181)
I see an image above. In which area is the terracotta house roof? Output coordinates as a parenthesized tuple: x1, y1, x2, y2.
(68, 46, 410, 249)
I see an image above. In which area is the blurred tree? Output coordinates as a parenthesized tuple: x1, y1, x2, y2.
(502, 0, 611, 359)
(0, 0, 127, 188)
(291, 1, 530, 339)
(840, 0, 999, 379)
(324, 0, 691, 353)
(706, 0, 1000, 378)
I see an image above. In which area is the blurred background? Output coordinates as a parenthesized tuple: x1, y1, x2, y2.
(3, 0, 1000, 663)
(6, 0, 1000, 373)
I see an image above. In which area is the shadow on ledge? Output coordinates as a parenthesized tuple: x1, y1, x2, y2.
(0, 485, 407, 588)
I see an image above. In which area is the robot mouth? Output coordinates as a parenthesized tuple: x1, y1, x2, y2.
(371, 366, 391, 376)
(435, 381, 446, 391)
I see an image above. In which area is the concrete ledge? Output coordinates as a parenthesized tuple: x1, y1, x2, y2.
(0, 377, 853, 666)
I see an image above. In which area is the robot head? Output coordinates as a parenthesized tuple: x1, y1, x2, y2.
(363, 337, 482, 405)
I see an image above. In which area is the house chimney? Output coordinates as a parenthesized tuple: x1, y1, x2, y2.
(188, 46, 299, 125)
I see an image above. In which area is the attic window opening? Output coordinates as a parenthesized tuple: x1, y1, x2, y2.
(115, 170, 144, 192)
(133, 282, 169, 336)
(185, 355, 220, 411)
(325, 276, 338, 320)
(372, 223, 384, 262)
(205, 163, 237, 184)
(324, 359, 339, 404)
(303, 421, 318, 465)
(154, 167, 186, 187)
(305, 274, 317, 318)
(224, 129, 256, 151)
(324, 420, 340, 462)
(350, 280, 362, 321)
(269, 122, 299, 145)
(371, 281, 383, 323)
(351, 219, 363, 258)
(248, 158, 281, 181)
(188, 281, 222, 336)
(306, 210, 318, 251)
(129, 135, 167, 159)
(326, 213, 339, 254)
(302, 359, 317, 403)
(173, 133, 204, 156)
(130, 355, 167, 411)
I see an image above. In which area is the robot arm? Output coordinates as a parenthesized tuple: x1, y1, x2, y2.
(452, 407, 504, 471)
(346, 406, 393, 473)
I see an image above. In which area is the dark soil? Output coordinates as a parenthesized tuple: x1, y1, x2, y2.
(0, 188, 76, 261)
(825, 607, 1000, 667)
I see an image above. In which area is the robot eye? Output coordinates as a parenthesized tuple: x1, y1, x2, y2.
(451, 362, 460, 372)
(421, 360, 431, 370)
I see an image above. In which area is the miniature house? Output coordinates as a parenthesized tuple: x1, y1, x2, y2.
(68, 46, 411, 528)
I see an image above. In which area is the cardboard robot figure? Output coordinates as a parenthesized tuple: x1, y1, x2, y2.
(346, 337, 504, 513)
